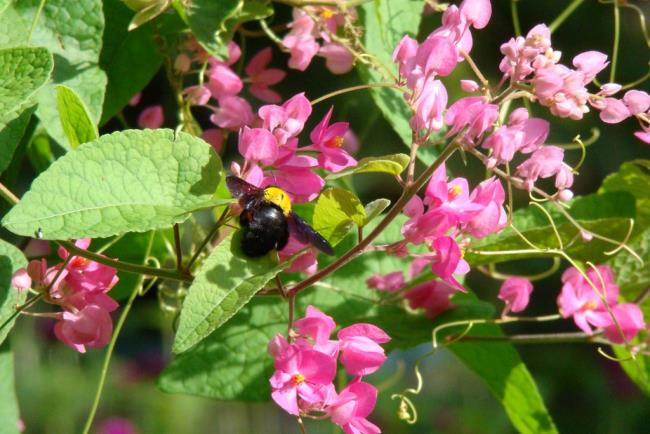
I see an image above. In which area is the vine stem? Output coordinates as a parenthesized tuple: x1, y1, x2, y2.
(0, 182, 19, 204)
(288, 140, 458, 296)
(80, 277, 140, 434)
(610, 0, 621, 83)
(548, 0, 586, 33)
(173, 223, 183, 271)
(449, 332, 604, 345)
(310, 82, 395, 106)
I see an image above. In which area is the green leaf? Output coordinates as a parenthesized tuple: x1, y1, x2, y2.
(128, 0, 170, 30)
(2, 129, 222, 240)
(172, 232, 288, 354)
(0, 106, 35, 176)
(358, 0, 424, 146)
(364, 198, 391, 225)
(466, 191, 636, 266)
(313, 188, 366, 246)
(600, 159, 650, 231)
(5, 0, 107, 147)
(0, 239, 28, 345)
(0, 342, 20, 434)
(100, 0, 164, 124)
(0, 47, 53, 121)
(326, 153, 410, 180)
(450, 325, 558, 434)
(56, 85, 98, 149)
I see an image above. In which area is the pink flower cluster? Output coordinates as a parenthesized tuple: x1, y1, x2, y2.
(392, 0, 491, 142)
(11, 239, 119, 352)
(557, 265, 646, 343)
(282, 7, 356, 74)
(269, 306, 389, 434)
(498, 277, 533, 316)
(597, 90, 650, 145)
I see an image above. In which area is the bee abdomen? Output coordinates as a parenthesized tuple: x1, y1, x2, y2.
(240, 204, 289, 257)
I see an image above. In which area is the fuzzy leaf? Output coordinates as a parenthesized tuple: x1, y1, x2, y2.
(364, 198, 391, 225)
(0, 342, 20, 434)
(0, 47, 52, 121)
(0, 106, 35, 176)
(313, 188, 366, 246)
(326, 153, 410, 180)
(172, 232, 288, 354)
(2, 129, 222, 240)
(56, 85, 98, 149)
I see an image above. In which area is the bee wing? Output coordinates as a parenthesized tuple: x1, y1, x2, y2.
(226, 175, 262, 199)
(288, 213, 335, 256)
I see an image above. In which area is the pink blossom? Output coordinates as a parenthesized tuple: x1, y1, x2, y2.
(622, 90, 650, 115)
(319, 42, 354, 74)
(304, 106, 356, 172)
(206, 62, 243, 98)
(572, 51, 608, 82)
(515, 146, 566, 191)
(137, 105, 164, 129)
(269, 344, 337, 415)
(97, 417, 138, 434)
(238, 127, 279, 166)
(634, 130, 650, 144)
(57, 239, 119, 295)
(262, 167, 325, 203)
(410, 78, 448, 134)
(460, 79, 479, 92)
(498, 277, 533, 315)
(128, 92, 141, 106)
(259, 93, 312, 146)
(183, 85, 211, 106)
(278, 236, 318, 275)
(392, 35, 418, 79)
(599, 83, 621, 96)
(425, 163, 482, 224)
(294, 305, 336, 345)
(54, 305, 113, 353)
(283, 34, 320, 71)
(328, 381, 381, 434)
(245, 48, 286, 103)
(431, 5, 474, 59)
(210, 96, 254, 130)
(557, 265, 620, 335)
(462, 177, 507, 238)
(459, 0, 492, 29)
(366, 271, 404, 292)
(415, 36, 459, 78)
(404, 281, 455, 318)
(598, 303, 646, 344)
(174, 53, 191, 73)
(445, 97, 498, 145)
(599, 98, 630, 124)
(429, 236, 468, 291)
(499, 24, 552, 81)
(226, 41, 242, 66)
(11, 269, 31, 290)
(482, 110, 549, 167)
(338, 323, 390, 376)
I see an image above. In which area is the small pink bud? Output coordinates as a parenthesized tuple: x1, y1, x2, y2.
(558, 189, 574, 202)
(11, 269, 31, 290)
(201, 129, 224, 153)
(498, 277, 533, 315)
(623, 90, 650, 115)
(599, 98, 630, 124)
(174, 53, 191, 73)
(580, 231, 593, 242)
(137, 105, 164, 129)
(599, 83, 621, 96)
(128, 92, 142, 107)
(460, 79, 479, 92)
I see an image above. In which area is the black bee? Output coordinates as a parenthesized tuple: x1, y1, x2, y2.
(226, 175, 335, 257)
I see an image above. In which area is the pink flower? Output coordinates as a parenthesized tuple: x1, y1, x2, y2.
(429, 236, 469, 291)
(174, 53, 191, 73)
(283, 34, 320, 71)
(404, 281, 455, 318)
(410, 78, 448, 134)
(634, 130, 650, 144)
(460, 79, 479, 92)
(128, 92, 141, 106)
(319, 42, 354, 74)
(137, 105, 164, 129)
(557, 265, 620, 335)
(328, 381, 381, 434)
(210, 96, 254, 130)
(259, 93, 312, 146)
(622, 90, 650, 115)
(366, 271, 404, 292)
(498, 277, 533, 315)
(206, 62, 243, 98)
(294, 305, 336, 345)
(445, 97, 498, 145)
(305, 106, 356, 172)
(97, 417, 138, 434)
(57, 239, 119, 295)
(278, 236, 318, 275)
(392, 35, 418, 80)
(269, 344, 337, 415)
(337, 323, 390, 376)
(598, 303, 645, 344)
(599, 98, 630, 124)
(183, 85, 211, 106)
(245, 48, 286, 103)
(238, 127, 279, 165)
(515, 146, 566, 191)
(262, 166, 325, 203)
(572, 51, 608, 82)
(54, 304, 113, 353)
(415, 36, 459, 78)
(11, 269, 31, 290)
(459, 0, 492, 29)
(425, 164, 482, 224)
(462, 177, 507, 238)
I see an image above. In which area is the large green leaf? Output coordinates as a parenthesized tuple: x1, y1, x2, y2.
(313, 188, 366, 246)
(3, 0, 108, 147)
(0, 47, 52, 121)
(172, 232, 289, 354)
(56, 85, 98, 149)
(450, 326, 558, 434)
(100, 0, 163, 124)
(358, 0, 424, 146)
(2, 129, 222, 240)
(0, 342, 20, 434)
(466, 191, 636, 265)
(0, 239, 28, 345)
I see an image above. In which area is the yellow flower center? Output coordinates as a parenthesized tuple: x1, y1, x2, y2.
(583, 300, 599, 311)
(448, 185, 462, 199)
(292, 373, 305, 385)
(321, 9, 334, 19)
(325, 136, 344, 148)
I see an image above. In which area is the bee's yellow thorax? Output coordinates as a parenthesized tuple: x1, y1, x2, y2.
(263, 187, 291, 216)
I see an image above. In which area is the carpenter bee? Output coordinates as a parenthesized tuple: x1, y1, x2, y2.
(226, 175, 335, 257)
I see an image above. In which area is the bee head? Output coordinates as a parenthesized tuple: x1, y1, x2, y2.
(263, 187, 292, 216)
